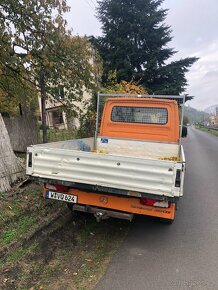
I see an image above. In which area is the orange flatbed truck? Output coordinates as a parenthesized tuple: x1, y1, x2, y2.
(27, 94, 186, 223)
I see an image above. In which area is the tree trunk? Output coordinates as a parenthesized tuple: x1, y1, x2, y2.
(0, 114, 24, 192)
(40, 69, 47, 143)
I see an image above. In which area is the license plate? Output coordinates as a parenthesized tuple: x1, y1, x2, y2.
(46, 191, 77, 203)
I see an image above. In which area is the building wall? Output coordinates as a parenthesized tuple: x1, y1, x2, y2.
(209, 115, 218, 126)
(38, 89, 92, 130)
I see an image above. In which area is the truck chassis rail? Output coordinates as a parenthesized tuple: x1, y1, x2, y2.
(31, 176, 179, 203)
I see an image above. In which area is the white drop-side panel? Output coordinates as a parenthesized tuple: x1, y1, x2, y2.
(27, 145, 183, 198)
(97, 137, 179, 159)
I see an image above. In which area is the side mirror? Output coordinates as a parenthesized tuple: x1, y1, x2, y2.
(182, 126, 188, 138)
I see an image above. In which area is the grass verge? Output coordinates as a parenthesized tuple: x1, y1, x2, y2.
(196, 126, 218, 137)
(0, 182, 130, 290)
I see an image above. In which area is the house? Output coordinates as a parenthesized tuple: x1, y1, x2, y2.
(38, 88, 92, 130)
(38, 41, 100, 130)
(209, 107, 218, 127)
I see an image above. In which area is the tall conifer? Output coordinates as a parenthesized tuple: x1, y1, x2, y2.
(94, 0, 198, 94)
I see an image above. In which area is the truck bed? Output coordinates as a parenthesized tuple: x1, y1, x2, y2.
(26, 137, 185, 199)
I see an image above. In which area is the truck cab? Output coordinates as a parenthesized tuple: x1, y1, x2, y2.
(100, 97, 179, 142)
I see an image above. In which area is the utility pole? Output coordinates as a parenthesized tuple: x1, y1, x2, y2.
(40, 69, 47, 143)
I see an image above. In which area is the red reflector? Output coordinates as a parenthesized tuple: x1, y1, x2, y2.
(55, 184, 69, 192)
(46, 183, 69, 192)
(140, 198, 170, 208)
(140, 198, 156, 206)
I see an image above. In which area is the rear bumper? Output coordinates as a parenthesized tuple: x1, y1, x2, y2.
(33, 176, 179, 202)
(43, 186, 175, 220)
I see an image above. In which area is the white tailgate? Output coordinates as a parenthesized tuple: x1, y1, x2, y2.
(27, 146, 181, 198)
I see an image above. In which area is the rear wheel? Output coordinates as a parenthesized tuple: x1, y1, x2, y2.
(159, 218, 174, 224)
(66, 203, 79, 218)
(66, 203, 89, 220)
(67, 202, 74, 212)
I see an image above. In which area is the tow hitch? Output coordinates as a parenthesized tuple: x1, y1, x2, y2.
(72, 204, 134, 222)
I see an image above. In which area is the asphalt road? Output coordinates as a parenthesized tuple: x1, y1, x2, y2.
(95, 127, 218, 290)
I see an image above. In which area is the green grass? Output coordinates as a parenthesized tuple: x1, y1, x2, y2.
(33, 263, 41, 274)
(196, 126, 218, 137)
(6, 242, 39, 263)
(78, 219, 97, 244)
(18, 216, 35, 235)
(0, 192, 7, 198)
(6, 248, 26, 263)
(73, 219, 129, 289)
(0, 216, 36, 246)
(0, 183, 130, 290)
(26, 188, 39, 198)
(1, 229, 17, 244)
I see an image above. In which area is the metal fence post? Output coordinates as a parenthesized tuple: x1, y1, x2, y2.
(94, 92, 100, 150)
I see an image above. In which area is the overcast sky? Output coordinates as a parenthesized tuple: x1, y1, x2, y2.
(66, 0, 218, 110)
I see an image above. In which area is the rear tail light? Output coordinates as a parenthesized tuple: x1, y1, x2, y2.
(45, 183, 69, 192)
(140, 198, 156, 206)
(140, 198, 169, 208)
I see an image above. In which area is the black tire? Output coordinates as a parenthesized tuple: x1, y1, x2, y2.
(159, 218, 174, 224)
(66, 203, 79, 218)
(66, 203, 86, 219)
(67, 202, 74, 212)
(182, 126, 188, 137)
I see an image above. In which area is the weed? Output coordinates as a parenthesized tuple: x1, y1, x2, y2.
(78, 219, 97, 243)
(1, 229, 17, 244)
(6, 242, 39, 265)
(33, 263, 41, 274)
(26, 188, 38, 197)
(18, 216, 35, 235)
(0, 216, 36, 246)
(0, 191, 7, 198)
(7, 248, 26, 263)
(0, 259, 4, 270)
(28, 241, 39, 251)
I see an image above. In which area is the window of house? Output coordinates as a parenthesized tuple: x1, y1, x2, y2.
(59, 87, 65, 100)
(53, 110, 64, 124)
(111, 106, 168, 125)
(55, 86, 65, 100)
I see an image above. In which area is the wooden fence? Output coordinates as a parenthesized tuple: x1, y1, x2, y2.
(0, 114, 25, 192)
(3, 116, 39, 152)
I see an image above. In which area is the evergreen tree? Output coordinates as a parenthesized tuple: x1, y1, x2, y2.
(94, 0, 198, 95)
